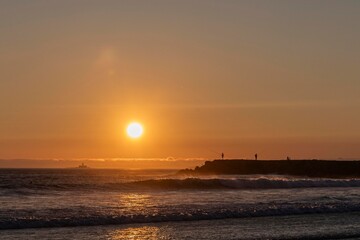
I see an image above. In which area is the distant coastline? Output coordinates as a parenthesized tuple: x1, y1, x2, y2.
(178, 159, 360, 178)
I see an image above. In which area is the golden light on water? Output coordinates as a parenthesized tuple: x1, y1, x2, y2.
(126, 122, 143, 139)
(110, 226, 160, 240)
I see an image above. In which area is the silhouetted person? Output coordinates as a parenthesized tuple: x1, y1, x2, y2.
(255, 154, 258, 160)
(221, 152, 224, 160)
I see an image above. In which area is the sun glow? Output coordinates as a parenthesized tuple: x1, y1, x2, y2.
(126, 122, 143, 139)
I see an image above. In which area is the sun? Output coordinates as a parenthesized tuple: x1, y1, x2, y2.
(126, 122, 143, 139)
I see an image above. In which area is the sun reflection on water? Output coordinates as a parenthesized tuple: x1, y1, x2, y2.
(119, 193, 152, 210)
(109, 226, 161, 240)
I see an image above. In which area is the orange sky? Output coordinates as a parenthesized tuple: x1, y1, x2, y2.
(1, 1, 360, 165)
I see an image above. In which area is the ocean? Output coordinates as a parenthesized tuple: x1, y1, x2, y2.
(1, 168, 360, 239)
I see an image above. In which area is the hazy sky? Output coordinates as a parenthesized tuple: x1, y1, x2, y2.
(1, 0, 360, 161)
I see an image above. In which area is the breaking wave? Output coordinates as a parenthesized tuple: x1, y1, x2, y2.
(128, 178, 360, 190)
(2, 202, 360, 230)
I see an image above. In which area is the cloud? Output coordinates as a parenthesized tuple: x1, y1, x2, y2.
(153, 101, 349, 110)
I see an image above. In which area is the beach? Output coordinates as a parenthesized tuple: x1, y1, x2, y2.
(4, 213, 360, 240)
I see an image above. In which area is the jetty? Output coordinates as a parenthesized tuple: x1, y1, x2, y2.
(178, 159, 360, 178)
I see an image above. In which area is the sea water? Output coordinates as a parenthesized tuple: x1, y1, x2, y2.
(1, 168, 360, 239)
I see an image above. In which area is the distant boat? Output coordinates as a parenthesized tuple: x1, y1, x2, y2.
(77, 163, 89, 169)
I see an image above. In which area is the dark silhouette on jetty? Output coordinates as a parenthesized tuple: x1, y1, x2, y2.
(179, 159, 360, 178)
